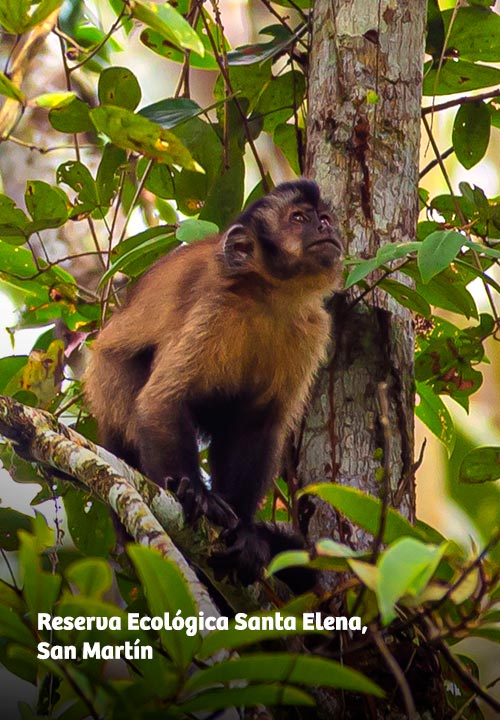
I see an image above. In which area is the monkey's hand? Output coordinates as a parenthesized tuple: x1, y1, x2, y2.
(166, 476, 239, 529)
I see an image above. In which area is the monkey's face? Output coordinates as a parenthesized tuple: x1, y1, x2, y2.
(220, 180, 344, 291)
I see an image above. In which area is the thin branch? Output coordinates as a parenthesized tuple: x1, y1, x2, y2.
(371, 629, 417, 719)
(422, 86, 500, 115)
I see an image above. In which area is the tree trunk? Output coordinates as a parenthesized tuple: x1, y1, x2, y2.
(300, 5, 429, 716)
(302, 0, 424, 550)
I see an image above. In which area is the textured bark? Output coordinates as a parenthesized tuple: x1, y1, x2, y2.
(302, 0, 425, 545)
(300, 3, 429, 718)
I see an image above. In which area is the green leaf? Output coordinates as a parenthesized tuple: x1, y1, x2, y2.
(401, 262, 478, 319)
(24, 180, 69, 231)
(0, 71, 25, 103)
(139, 97, 203, 129)
(0, 507, 32, 550)
(130, 0, 204, 56)
(98, 66, 142, 110)
(426, 0, 445, 59)
(453, 101, 490, 169)
(31, 91, 75, 108)
(199, 158, 245, 229)
(0, 357, 28, 393)
(19, 529, 61, 617)
(423, 58, 500, 96)
(377, 538, 447, 624)
(49, 97, 93, 133)
(415, 382, 456, 455)
(378, 278, 431, 317)
(96, 144, 127, 208)
(228, 24, 300, 66)
(184, 654, 383, 696)
(267, 550, 310, 576)
(0, 195, 28, 244)
(0, 606, 34, 647)
(178, 685, 314, 713)
(128, 545, 200, 668)
(273, 123, 302, 174)
(65, 558, 113, 598)
(99, 227, 177, 283)
(443, 6, 500, 62)
(253, 70, 306, 133)
(459, 447, 500, 483)
(90, 105, 203, 171)
(176, 219, 218, 243)
(57, 161, 99, 215)
(345, 242, 420, 288)
(417, 230, 465, 283)
(0, 0, 62, 33)
(63, 488, 115, 557)
(301, 485, 425, 544)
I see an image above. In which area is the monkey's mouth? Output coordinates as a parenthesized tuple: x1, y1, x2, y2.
(307, 237, 343, 254)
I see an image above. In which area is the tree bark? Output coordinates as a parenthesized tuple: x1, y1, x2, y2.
(300, 3, 433, 718)
(302, 0, 425, 549)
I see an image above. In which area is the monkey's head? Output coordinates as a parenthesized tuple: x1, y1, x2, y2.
(219, 179, 344, 292)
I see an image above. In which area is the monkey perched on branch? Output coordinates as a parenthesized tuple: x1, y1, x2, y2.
(85, 179, 344, 585)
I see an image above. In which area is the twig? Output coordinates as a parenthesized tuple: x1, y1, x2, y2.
(371, 629, 417, 719)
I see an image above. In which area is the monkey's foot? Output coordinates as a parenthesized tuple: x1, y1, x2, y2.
(210, 522, 317, 592)
(209, 522, 274, 586)
(166, 476, 239, 529)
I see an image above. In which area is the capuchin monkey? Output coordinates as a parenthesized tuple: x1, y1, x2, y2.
(85, 179, 344, 586)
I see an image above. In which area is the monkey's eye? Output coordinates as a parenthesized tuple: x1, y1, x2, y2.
(290, 211, 308, 223)
(319, 214, 333, 228)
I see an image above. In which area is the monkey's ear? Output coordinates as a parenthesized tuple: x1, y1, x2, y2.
(222, 224, 255, 270)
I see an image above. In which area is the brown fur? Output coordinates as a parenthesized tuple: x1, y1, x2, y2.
(85, 180, 343, 583)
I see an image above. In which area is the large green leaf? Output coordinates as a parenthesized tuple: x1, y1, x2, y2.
(139, 98, 203, 128)
(253, 70, 306, 133)
(49, 96, 93, 133)
(130, 0, 204, 56)
(378, 277, 431, 317)
(0, 0, 62, 34)
(227, 24, 301, 66)
(452, 101, 490, 169)
(376, 538, 447, 624)
(0, 71, 25, 102)
(57, 161, 99, 216)
(65, 558, 114, 599)
(424, 59, 500, 95)
(24, 180, 69, 232)
(98, 67, 142, 110)
(300, 485, 426, 543)
(184, 653, 383, 696)
(443, 6, 500, 62)
(0, 507, 32, 550)
(345, 242, 420, 288)
(19, 527, 61, 618)
(178, 685, 315, 713)
(90, 105, 203, 171)
(176, 219, 218, 243)
(128, 545, 200, 668)
(99, 226, 177, 283)
(459, 447, 500, 483)
(63, 488, 115, 557)
(417, 230, 465, 283)
(416, 382, 456, 455)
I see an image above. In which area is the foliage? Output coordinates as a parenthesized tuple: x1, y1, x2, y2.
(0, 0, 499, 717)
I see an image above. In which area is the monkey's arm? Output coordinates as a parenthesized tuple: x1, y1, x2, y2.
(132, 368, 237, 528)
